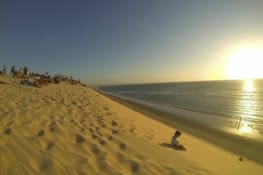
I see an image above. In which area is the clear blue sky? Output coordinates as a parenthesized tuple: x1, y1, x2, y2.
(1, 0, 263, 85)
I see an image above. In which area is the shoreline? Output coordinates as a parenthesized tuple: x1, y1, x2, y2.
(97, 89, 263, 165)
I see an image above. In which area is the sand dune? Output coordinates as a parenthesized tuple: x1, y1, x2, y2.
(0, 76, 263, 175)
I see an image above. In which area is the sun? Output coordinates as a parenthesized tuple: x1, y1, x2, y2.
(226, 47, 263, 80)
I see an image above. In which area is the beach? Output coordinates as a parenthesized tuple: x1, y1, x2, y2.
(100, 89, 263, 165)
(1, 75, 263, 175)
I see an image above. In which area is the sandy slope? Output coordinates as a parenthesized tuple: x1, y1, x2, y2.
(0, 76, 262, 175)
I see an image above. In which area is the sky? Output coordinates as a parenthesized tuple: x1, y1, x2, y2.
(1, 0, 263, 85)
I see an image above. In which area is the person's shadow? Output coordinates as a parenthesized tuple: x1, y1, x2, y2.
(159, 143, 186, 151)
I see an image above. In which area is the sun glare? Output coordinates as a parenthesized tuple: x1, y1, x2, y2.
(238, 123, 253, 134)
(243, 79, 255, 92)
(226, 47, 263, 80)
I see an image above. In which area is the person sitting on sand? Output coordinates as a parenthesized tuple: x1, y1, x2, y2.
(171, 130, 186, 150)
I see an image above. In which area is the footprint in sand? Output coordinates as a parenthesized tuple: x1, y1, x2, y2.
(72, 101, 77, 105)
(101, 123, 106, 128)
(70, 119, 75, 124)
(119, 142, 127, 150)
(49, 126, 57, 132)
(76, 134, 85, 143)
(39, 156, 53, 172)
(112, 129, 118, 135)
(97, 115, 103, 120)
(111, 120, 118, 126)
(130, 127, 135, 132)
(4, 128, 12, 135)
(91, 143, 104, 156)
(49, 122, 57, 132)
(92, 134, 98, 140)
(97, 132, 103, 137)
(117, 153, 125, 162)
(116, 154, 140, 173)
(106, 112, 112, 116)
(46, 141, 55, 150)
(99, 139, 107, 146)
(96, 156, 108, 171)
(6, 121, 14, 127)
(37, 129, 45, 137)
(130, 160, 140, 173)
(49, 121, 56, 127)
(108, 135, 113, 141)
(88, 128, 94, 133)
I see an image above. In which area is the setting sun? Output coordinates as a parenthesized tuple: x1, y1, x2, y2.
(226, 47, 263, 80)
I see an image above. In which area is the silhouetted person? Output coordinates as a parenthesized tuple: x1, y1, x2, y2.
(10, 65, 16, 76)
(2, 65, 6, 75)
(23, 66, 28, 75)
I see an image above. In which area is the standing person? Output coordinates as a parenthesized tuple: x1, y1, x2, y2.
(23, 66, 28, 75)
(3, 65, 6, 75)
(10, 65, 15, 76)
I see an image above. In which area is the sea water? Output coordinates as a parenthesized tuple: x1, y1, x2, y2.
(99, 79, 263, 140)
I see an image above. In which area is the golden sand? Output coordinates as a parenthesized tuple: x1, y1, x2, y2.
(0, 76, 262, 175)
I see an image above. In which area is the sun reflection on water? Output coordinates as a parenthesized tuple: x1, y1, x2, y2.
(238, 123, 253, 133)
(236, 79, 257, 135)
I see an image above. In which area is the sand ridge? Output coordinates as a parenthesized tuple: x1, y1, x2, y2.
(1, 76, 263, 175)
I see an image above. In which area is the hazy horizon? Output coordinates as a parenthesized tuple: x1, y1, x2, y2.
(1, 1, 263, 85)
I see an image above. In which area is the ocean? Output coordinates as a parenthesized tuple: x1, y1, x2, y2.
(99, 79, 263, 141)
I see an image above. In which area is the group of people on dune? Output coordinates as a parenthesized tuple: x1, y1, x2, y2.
(1, 64, 86, 88)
